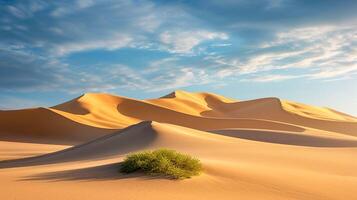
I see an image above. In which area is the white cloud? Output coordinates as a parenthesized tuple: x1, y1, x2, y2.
(265, 0, 287, 9)
(308, 64, 357, 79)
(135, 13, 162, 32)
(212, 25, 357, 82)
(29, 1, 48, 12)
(3, 0, 226, 59)
(148, 68, 209, 92)
(211, 43, 232, 47)
(77, 0, 95, 9)
(7, 5, 27, 19)
(160, 30, 228, 54)
(242, 74, 300, 82)
(51, 57, 213, 94)
(51, 0, 95, 17)
(53, 35, 132, 56)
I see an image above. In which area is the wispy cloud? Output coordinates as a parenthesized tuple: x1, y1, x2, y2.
(0, 0, 356, 97)
(211, 25, 357, 82)
(242, 74, 300, 82)
(53, 34, 133, 56)
(61, 62, 212, 93)
(0, 0, 232, 93)
(159, 30, 228, 54)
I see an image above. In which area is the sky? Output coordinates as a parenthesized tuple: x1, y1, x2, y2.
(0, 0, 357, 116)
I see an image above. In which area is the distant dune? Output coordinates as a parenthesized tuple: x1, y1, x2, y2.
(2, 90, 356, 144)
(1, 91, 357, 200)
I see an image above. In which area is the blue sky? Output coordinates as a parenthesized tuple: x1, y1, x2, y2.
(1, 0, 357, 115)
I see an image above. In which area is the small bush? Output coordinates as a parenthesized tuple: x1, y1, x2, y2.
(120, 149, 202, 179)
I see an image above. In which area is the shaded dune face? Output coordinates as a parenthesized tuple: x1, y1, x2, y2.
(211, 129, 357, 147)
(0, 121, 157, 168)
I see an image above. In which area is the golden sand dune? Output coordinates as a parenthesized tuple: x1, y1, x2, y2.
(52, 94, 304, 132)
(0, 92, 311, 144)
(1, 91, 357, 200)
(50, 91, 357, 135)
(211, 97, 357, 136)
(0, 108, 114, 144)
(1, 121, 357, 200)
(148, 90, 236, 117)
(1, 90, 357, 144)
(52, 91, 357, 134)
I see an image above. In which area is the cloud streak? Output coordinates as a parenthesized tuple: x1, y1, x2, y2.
(211, 25, 357, 82)
(160, 30, 228, 54)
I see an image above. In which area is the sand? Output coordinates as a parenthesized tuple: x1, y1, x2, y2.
(0, 91, 357, 200)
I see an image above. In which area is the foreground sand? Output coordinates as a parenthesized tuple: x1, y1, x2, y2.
(1, 91, 357, 199)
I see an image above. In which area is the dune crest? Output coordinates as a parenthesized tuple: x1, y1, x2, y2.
(1, 91, 357, 145)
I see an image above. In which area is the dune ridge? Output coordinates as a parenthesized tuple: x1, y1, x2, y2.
(1, 91, 357, 144)
(1, 90, 357, 200)
(50, 92, 357, 137)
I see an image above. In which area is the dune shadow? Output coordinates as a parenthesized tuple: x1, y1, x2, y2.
(0, 122, 157, 169)
(200, 95, 235, 117)
(20, 162, 173, 182)
(211, 129, 357, 147)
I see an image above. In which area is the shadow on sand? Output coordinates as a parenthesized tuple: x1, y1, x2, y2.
(211, 129, 357, 147)
(20, 162, 174, 182)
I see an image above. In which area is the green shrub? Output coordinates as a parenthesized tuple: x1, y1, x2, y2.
(120, 149, 202, 179)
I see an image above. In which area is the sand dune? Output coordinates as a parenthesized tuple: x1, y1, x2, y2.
(210, 97, 357, 136)
(0, 121, 158, 167)
(1, 121, 357, 199)
(2, 121, 357, 167)
(211, 128, 357, 147)
(0, 141, 68, 161)
(2, 91, 356, 145)
(52, 91, 357, 136)
(148, 90, 235, 117)
(0, 108, 114, 144)
(0, 92, 306, 144)
(1, 91, 357, 200)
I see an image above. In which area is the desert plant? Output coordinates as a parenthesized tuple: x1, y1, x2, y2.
(120, 149, 202, 179)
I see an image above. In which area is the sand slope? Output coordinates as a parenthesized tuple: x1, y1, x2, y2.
(209, 97, 357, 136)
(0, 108, 114, 144)
(1, 121, 357, 200)
(1, 91, 357, 200)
